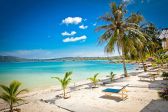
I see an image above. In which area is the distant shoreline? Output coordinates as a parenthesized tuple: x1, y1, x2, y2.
(0, 55, 138, 64)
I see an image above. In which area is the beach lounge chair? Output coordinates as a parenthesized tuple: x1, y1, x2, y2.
(102, 84, 129, 100)
(138, 73, 158, 81)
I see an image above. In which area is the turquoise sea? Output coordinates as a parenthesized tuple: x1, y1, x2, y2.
(0, 61, 138, 90)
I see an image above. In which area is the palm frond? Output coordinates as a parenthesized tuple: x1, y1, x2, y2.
(104, 30, 118, 53)
(16, 89, 29, 96)
(11, 81, 22, 95)
(0, 85, 10, 95)
(0, 93, 10, 103)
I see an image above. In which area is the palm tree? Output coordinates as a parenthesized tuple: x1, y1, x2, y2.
(96, 2, 145, 77)
(128, 23, 161, 72)
(108, 72, 115, 82)
(88, 73, 100, 87)
(0, 81, 28, 112)
(52, 72, 72, 99)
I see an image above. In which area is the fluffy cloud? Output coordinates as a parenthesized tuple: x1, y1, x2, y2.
(62, 17, 82, 25)
(63, 35, 87, 42)
(93, 23, 97, 26)
(79, 25, 88, 29)
(61, 31, 76, 36)
(122, 0, 131, 2)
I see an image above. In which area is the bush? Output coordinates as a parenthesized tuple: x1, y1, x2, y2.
(161, 72, 168, 80)
(158, 87, 168, 100)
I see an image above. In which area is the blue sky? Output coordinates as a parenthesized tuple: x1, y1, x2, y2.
(0, 0, 168, 59)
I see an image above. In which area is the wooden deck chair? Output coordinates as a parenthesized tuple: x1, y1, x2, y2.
(102, 84, 129, 100)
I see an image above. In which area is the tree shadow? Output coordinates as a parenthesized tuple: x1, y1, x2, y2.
(148, 80, 168, 90)
(140, 99, 168, 112)
(99, 95, 124, 102)
(40, 95, 62, 104)
(137, 78, 168, 90)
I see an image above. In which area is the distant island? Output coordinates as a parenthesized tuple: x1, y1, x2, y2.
(0, 55, 122, 62)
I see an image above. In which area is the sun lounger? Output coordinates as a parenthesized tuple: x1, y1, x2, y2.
(102, 84, 129, 100)
(138, 73, 158, 81)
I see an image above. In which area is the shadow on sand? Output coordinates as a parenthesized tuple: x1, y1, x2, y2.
(99, 95, 124, 102)
(140, 99, 168, 112)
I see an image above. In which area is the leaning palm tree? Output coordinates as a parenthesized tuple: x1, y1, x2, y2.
(128, 23, 161, 72)
(96, 2, 145, 77)
(52, 72, 72, 99)
(88, 73, 100, 88)
(0, 81, 28, 112)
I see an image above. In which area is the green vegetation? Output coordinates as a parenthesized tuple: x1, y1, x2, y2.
(96, 2, 145, 77)
(52, 72, 72, 99)
(124, 15, 161, 72)
(108, 72, 115, 82)
(159, 72, 168, 100)
(161, 72, 168, 80)
(0, 56, 30, 62)
(154, 49, 168, 67)
(0, 55, 122, 62)
(88, 73, 100, 88)
(0, 81, 28, 112)
(158, 87, 168, 100)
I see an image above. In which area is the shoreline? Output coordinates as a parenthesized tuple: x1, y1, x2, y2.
(0, 61, 139, 90)
(0, 66, 167, 112)
(19, 68, 143, 98)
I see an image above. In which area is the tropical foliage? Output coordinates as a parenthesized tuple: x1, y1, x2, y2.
(0, 81, 28, 112)
(96, 2, 145, 77)
(128, 23, 161, 72)
(158, 86, 168, 100)
(52, 72, 72, 99)
(108, 72, 115, 82)
(88, 73, 100, 87)
(154, 49, 168, 66)
(161, 72, 168, 80)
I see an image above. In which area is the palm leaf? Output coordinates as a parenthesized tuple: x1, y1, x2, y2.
(0, 85, 10, 95)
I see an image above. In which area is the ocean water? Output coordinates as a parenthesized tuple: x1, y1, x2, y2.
(0, 61, 138, 90)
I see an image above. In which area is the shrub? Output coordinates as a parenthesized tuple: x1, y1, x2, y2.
(158, 87, 168, 100)
(161, 72, 168, 80)
(88, 73, 100, 88)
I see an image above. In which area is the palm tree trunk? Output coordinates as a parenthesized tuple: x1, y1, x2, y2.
(63, 89, 66, 98)
(118, 45, 128, 77)
(122, 56, 128, 77)
(141, 59, 147, 72)
(10, 102, 13, 112)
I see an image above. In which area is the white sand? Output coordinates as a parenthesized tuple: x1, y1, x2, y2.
(0, 70, 168, 112)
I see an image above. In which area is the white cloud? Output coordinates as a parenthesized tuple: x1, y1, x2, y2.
(93, 23, 97, 26)
(79, 25, 88, 29)
(83, 19, 87, 21)
(63, 35, 87, 42)
(61, 31, 76, 36)
(62, 17, 82, 25)
(122, 0, 130, 2)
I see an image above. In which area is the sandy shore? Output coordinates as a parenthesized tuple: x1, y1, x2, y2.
(0, 69, 168, 112)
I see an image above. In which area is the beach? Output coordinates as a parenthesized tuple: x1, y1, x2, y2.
(0, 66, 168, 112)
(1, 0, 168, 111)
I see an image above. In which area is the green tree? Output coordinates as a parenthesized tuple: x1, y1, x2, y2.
(88, 73, 100, 87)
(108, 72, 115, 82)
(0, 81, 28, 112)
(126, 17, 161, 72)
(52, 72, 72, 99)
(155, 49, 168, 67)
(96, 2, 145, 77)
